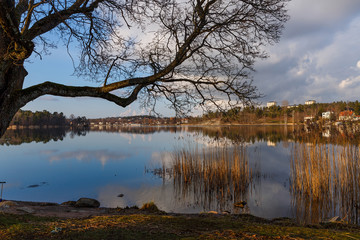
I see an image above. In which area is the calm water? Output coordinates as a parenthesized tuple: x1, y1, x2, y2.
(0, 126, 359, 224)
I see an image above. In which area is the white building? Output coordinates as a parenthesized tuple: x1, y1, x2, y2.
(322, 111, 334, 119)
(267, 101, 277, 107)
(305, 100, 316, 105)
(287, 105, 297, 109)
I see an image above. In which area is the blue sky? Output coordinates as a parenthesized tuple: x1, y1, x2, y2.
(22, 0, 360, 118)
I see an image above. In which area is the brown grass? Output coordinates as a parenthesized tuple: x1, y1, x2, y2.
(291, 140, 360, 224)
(168, 144, 256, 213)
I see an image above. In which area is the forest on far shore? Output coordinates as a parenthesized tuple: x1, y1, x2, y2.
(9, 110, 89, 128)
(8, 101, 360, 128)
(190, 101, 360, 124)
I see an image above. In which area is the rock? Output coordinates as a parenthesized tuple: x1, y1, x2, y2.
(0, 201, 18, 209)
(117, 194, 124, 197)
(61, 201, 77, 207)
(17, 207, 35, 214)
(40, 202, 59, 206)
(75, 198, 100, 208)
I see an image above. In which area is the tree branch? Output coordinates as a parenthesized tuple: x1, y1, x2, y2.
(18, 81, 144, 108)
(23, 0, 103, 40)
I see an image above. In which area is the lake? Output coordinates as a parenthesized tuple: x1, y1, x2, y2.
(0, 125, 359, 224)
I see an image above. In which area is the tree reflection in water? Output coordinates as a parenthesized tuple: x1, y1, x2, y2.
(291, 141, 360, 224)
(0, 128, 67, 145)
(3, 125, 360, 224)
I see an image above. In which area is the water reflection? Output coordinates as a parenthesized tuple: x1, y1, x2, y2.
(0, 128, 67, 145)
(42, 149, 130, 166)
(291, 142, 360, 224)
(155, 145, 258, 214)
(1, 125, 360, 224)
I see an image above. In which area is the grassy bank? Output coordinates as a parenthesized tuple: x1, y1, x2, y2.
(1, 209, 360, 240)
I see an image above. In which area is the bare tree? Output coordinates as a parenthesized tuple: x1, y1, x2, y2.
(0, 0, 289, 136)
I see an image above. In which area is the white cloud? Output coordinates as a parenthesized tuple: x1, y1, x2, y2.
(284, 0, 360, 38)
(119, 106, 146, 117)
(255, 8, 360, 104)
(339, 76, 360, 89)
(44, 150, 129, 167)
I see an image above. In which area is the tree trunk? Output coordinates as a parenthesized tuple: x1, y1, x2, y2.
(0, 64, 27, 137)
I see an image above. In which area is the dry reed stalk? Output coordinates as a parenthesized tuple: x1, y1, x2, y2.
(169, 144, 253, 212)
(291, 141, 360, 224)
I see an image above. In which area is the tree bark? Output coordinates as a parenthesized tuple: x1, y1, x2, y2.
(0, 64, 27, 137)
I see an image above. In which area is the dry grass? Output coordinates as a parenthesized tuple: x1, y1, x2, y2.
(168, 144, 256, 213)
(2, 211, 360, 240)
(291, 140, 360, 224)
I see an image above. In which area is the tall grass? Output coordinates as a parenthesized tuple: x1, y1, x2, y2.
(170, 144, 255, 213)
(291, 141, 360, 224)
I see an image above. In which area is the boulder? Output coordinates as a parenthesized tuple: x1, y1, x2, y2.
(17, 207, 35, 214)
(0, 201, 18, 209)
(61, 201, 77, 207)
(75, 198, 100, 208)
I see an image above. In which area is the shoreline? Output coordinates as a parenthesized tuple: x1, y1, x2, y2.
(1, 199, 360, 240)
(0, 199, 348, 223)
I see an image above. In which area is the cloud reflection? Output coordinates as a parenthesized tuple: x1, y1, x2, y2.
(42, 149, 130, 167)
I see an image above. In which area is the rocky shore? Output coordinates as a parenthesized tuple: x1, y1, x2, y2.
(0, 198, 121, 218)
(1, 199, 360, 239)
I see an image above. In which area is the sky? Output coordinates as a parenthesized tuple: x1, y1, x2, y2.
(22, 0, 360, 118)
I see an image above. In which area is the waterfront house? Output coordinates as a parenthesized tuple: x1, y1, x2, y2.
(339, 110, 355, 121)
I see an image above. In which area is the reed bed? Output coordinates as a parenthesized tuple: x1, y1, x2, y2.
(291, 141, 360, 224)
(170, 144, 255, 213)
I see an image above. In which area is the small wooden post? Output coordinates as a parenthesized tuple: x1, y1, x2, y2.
(0, 182, 6, 202)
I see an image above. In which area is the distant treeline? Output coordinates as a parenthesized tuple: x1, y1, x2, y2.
(10, 110, 67, 126)
(9, 110, 90, 128)
(191, 101, 360, 124)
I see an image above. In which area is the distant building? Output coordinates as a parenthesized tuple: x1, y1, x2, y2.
(267, 101, 277, 107)
(339, 110, 355, 121)
(305, 100, 316, 105)
(287, 105, 297, 108)
(322, 111, 334, 119)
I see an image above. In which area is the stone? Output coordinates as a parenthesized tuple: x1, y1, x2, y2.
(61, 201, 77, 207)
(17, 207, 35, 214)
(0, 201, 18, 209)
(75, 198, 100, 208)
(40, 202, 59, 206)
(117, 194, 124, 197)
